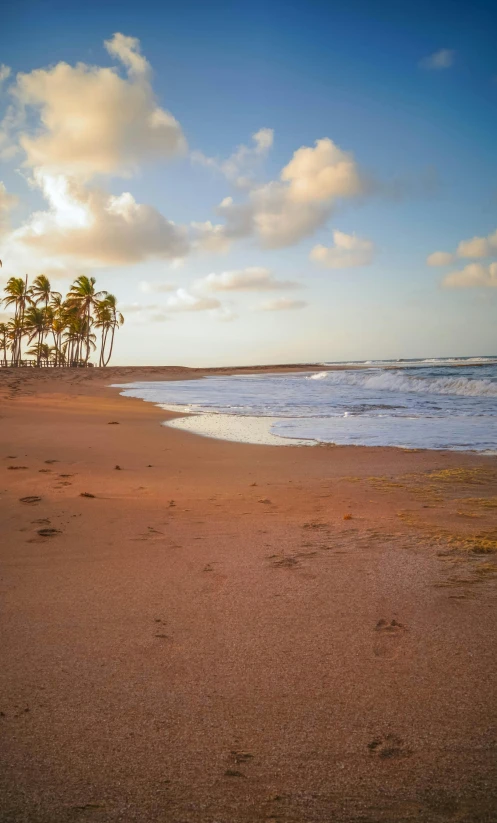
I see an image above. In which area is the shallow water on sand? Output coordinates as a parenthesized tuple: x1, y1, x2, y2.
(116, 357, 497, 452)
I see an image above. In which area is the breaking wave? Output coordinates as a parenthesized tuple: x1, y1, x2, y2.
(307, 369, 497, 397)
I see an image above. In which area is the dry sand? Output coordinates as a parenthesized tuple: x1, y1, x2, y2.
(0, 366, 496, 823)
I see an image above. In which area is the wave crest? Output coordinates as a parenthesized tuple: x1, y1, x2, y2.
(307, 370, 497, 397)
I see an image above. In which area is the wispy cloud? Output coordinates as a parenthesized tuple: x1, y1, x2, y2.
(259, 298, 308, 311)
(419, 49, 455, 70)
(194, 267, 300, 292)
(192, 128, 273, 188)
(165, 288, 221, 312)
(140, 280, 176, 293)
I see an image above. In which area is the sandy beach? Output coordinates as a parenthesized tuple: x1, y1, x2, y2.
(1, 366, 497, 823)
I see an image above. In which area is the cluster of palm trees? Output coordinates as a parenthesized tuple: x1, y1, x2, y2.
(0, 271, 124, 367)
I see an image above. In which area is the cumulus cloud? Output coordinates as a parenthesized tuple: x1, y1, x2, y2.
(427, 227, 497, 267)
(0, 181, 17, 236)
(14, 172, 189, 266)
(426, 250, 455, 266)
(443, 262, 497, 289)
(419, 49, 455, 70)
(281, 139, 363, 204)
(192, 127, 274, 188)
(8, 32, 186, 179)
(194, 266, 299, 292)
(310, 229, 374, 268)
(457, 228, 497, 258)
(165, 288, 221, 312)
(259, 298, 308, 311)
(216, 138, 366, 249)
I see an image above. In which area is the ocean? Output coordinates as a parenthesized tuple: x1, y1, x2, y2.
(116, 357, 497, 452)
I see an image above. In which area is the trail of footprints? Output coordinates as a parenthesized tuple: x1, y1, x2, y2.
(12, 467, 415, 777)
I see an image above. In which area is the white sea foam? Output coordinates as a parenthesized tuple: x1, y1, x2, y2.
(306, 369, 497, 397)
(162, 410, 315, 446)
(115, 360, 497, 452)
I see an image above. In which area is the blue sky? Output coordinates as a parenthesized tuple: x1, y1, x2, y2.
(1, 0, 496, 365)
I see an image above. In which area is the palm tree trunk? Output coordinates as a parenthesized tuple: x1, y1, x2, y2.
(103, 326, 116, 367)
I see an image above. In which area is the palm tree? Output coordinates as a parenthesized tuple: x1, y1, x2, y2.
(1, 270, 123, 368)
(26, 342, 53, 367)
(95, 294, 124, 366)
(3, 276, 31, 364)
(31, 275, 60, 357)
(25, 305, 48, 366)
(66, 276, 106, 365)
(0, 322, 9, 365)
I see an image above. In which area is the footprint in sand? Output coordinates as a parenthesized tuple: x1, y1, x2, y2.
(37, 528, 61, 537)
(368, 734, 412, 759)
(20, 496, 41, 504)
(373, 619, 407, 659)
(201, 563, 228, 592)
(224, 750, 254, 778)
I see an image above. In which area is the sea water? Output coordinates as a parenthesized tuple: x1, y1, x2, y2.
(116, 357, 497, 452)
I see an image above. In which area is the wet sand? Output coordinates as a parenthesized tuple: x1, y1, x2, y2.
(1, 366, 496, 822)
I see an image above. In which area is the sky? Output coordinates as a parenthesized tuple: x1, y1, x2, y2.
(1, 0, 497, 366)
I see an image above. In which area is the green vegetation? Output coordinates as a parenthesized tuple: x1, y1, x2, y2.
(0, 273, 124, 367)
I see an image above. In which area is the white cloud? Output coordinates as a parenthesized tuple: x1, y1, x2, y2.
(457, 229, 497, 258)
(140, 280, 176, 293)
(420, 49, 455, 70)
(214, 305, 238, 322)
(443, 262, 497, 289)
(259, 298, 308, 311)
(191, 220, 231, 253)
(14, 172, 189, 266)
(0, 65, 10, 85)
(104, 33, 150, 76)
(194, 266, 299, 292)
(281, 138, 363, 204)
(426, 250, 455, 266)
(427, 227, 497, 268)
(216, 138, 366, 249)
(0, 181, 17, 236)
(117, 302, 170, 323)
(119, 302, 165, 313)
(165, 288, 221, 312)
(8, 32, 186, 179)
(310, 229, 374, 268)
(191, 127, 274, 188)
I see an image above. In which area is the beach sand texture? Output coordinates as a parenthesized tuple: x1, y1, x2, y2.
(1, 366, 497, 823)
